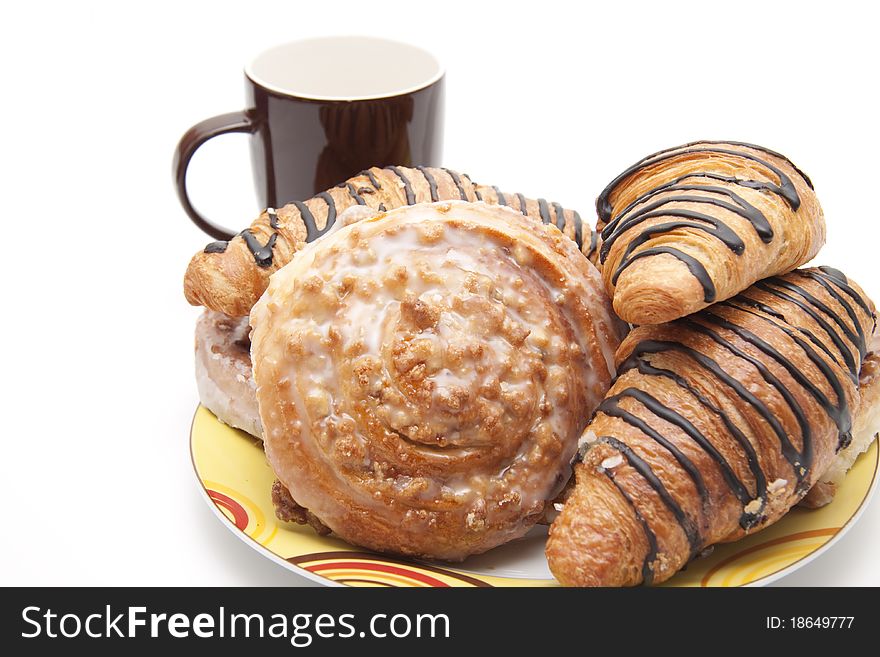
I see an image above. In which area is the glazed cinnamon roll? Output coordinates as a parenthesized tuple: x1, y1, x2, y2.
(250, 201, 625, 560)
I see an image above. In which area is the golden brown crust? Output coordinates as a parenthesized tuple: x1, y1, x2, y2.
(251, 201, 625, 560)
(271, 480, 331, 535)
(184, 166, 590, 317)
(547, 266, 875, 586)
(595, 141, 825, 324)
(801, 331, 880, 507)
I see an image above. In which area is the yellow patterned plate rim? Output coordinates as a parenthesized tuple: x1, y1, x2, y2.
(190, 405, 879, 587)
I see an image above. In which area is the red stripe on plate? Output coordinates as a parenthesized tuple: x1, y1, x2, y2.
(307, 561, 450, 587)
(208, 489, 249, 531)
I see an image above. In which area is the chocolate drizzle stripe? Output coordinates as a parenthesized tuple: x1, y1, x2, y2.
(818, 265, 847, 282)
(611, 247, 717, 303)
(798, 270, 869, 352)
(442, 168, 468, 200)
(386, 166, 415, 205)
(611, 171, 798, 217)
(596, 394, 712, 506)
(603, 466, 658, 585)
(241, 206, 282, 264)
(713, 140, 814, 189)
(292, 200, 330, 241)
(756, 281, 859, 377)
(628, 141, 814, 188)
(239, 230, 277, 267)
(597, 142, 805, 224)
(552, 202, 566, 231)
(631, 339, 807, 487)
(604, 184, 773, 243)
(378, 203, 387, 212)
(538, 198, 551, 224)
(345, 183, 367, 206)
(473, 187, 483, 201)
(361, 169, 382, 190)
(267, 207, 280, 229)
(731, 295, 845, 376)
(416, 166, 439, 202)
(606, 192, 770, 240)
(492, 186, 507, 206)
(600, 196, 766, 264)
(683, 319, 809, 482)
(574, 211, 585, 250)
(720, 299, 853, 449)
(704, 309, 848, 432)
(618, 350, 765, 526)
(596, 435, 701, 555)
(316, 192, 337, 229)
(705, 311, 829, 463)
(515, 193, 529, 216)
(815, 267, 874, 318)
(767, 278, 863, 356)
(602, 389, 752, 506)
(203, 240, 228, 254)
(609, 213, 744, 271)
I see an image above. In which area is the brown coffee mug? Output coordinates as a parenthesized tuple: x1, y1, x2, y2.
(174, 36, 445, 240)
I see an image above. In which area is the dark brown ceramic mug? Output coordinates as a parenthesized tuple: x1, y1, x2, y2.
(174, 36, 445, 240)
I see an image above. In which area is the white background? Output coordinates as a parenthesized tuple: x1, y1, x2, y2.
(1, 0, 878, 586)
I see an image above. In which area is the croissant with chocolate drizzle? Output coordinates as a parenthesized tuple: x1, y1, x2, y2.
(546, 266, 876, 586)
(184, 166, 592, 317)
(595, 141, 825, 325)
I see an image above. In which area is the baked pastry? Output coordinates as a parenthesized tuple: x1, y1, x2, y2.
(546, 266, 875, 586)
(184, 166, 589, 317)
(194, 310, 261, 438)
(801, 328, 880, 507)
(191, 210, 603, 452)
(192, 205, 381, 438)
(596, 141, 825, 324)
(198, 314, 558, 529)
(271, 480, 331, 536)
(584, 226, 600, 267)
(250, 201, 625, 560)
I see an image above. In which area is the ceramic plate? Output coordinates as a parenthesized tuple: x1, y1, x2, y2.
(191, 405, 878, 587)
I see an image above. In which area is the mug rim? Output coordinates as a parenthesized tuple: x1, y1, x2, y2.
(244, 35, 445, 102)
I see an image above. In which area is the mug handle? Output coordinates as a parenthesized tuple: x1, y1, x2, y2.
(173, 110, 255, 240)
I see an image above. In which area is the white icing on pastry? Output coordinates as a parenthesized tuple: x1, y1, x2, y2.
(251, 201, 624, 560)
